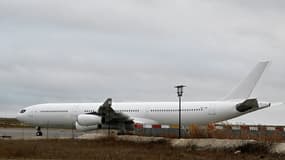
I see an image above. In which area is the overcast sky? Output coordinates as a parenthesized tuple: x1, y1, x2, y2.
(0, 0, 284, 123)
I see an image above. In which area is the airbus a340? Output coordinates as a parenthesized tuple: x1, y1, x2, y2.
(17, 61, 273, 136)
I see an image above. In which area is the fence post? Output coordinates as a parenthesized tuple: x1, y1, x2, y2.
(46, 121, 49, 139)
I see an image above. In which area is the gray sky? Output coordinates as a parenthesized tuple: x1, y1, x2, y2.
(0, 0, 284, 123)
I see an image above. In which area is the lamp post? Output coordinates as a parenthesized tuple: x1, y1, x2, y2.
(108, 109, 110, 137)
(108, 99, 112, 137)
(175, 85, 186, 139)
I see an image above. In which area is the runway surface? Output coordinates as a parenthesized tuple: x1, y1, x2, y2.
(0, 127, 95, 139)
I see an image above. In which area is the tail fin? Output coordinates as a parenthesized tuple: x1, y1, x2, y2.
(224, 61, 270, 100)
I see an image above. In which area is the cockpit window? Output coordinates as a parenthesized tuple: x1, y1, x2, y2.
(20, 109, 26, 113)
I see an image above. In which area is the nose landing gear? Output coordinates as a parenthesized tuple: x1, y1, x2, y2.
(36, 126, 43, 136)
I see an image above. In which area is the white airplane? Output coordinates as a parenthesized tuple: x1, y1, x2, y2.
(17, 61, 272, 136)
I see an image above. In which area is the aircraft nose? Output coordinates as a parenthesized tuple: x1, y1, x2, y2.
(16, 109, 28, 122)
(16, 113, 23, 121)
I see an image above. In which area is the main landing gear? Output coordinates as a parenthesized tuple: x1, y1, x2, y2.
(36, 126, 43, 136)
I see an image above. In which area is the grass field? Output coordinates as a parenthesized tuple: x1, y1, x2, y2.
(0, 118, 32, 128)
(0, 138, 283, 160)
(0, 118, 284, 159)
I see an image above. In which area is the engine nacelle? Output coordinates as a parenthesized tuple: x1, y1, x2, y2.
(77, 114, 102, 126)
(75, 121, 100, 131)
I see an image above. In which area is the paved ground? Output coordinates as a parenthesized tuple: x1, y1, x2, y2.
(0, 127, 94, 139)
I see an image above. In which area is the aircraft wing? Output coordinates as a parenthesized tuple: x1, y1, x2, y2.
(87, 98, 158, 131)
(131, 117, 159, 125)
(93, 98, 130, 123)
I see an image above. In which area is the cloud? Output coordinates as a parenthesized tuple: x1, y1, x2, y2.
(0, 0, 284, 114)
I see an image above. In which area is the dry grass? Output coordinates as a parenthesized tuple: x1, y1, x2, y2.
(0, 138, 283, 160)
(0, 118, 31, 128)
(188, 124, 209, 138)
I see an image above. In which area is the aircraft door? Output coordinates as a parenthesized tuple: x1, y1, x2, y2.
(32, 109, 40, 125)
(208, 105, 216, 116)
(69, 105, 78, 126)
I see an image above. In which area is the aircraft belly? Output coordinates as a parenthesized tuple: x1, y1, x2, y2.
(35, 113, 74, 128)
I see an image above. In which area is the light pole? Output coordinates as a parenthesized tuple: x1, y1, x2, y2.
(175, 85, 186, 139)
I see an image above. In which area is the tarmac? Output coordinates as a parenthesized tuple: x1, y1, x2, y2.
(0, 127, 91, 139)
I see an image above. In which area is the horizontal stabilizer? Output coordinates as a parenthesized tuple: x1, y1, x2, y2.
(236, 99, 258, 112)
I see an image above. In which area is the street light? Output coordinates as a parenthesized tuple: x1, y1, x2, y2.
(175, 85, 186, 139)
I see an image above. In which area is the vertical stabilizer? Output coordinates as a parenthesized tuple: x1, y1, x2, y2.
(224, 61, 270, 100)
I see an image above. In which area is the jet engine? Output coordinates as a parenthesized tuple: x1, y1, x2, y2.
(75, 114, 103, 131)
(75, 122, 100, 131)
(77, 114, 102, 126)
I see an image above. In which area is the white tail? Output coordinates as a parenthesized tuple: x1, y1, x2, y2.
(224, 61, 270, 100)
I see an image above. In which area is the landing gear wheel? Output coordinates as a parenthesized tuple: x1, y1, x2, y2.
(36, 126, 43, 136)
(36, 131, 43, 136)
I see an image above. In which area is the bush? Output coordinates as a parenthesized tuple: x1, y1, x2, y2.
(237, 142, 272, 154)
